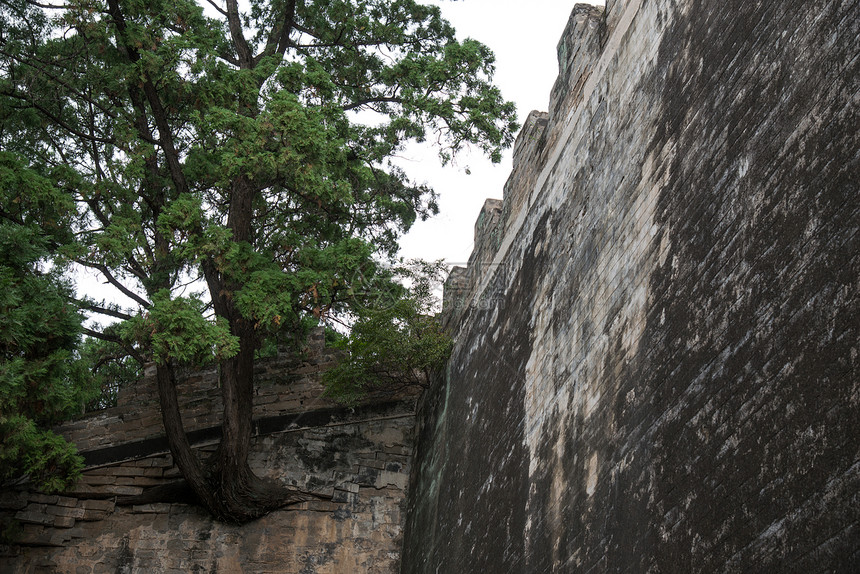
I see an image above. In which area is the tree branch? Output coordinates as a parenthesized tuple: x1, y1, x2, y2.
(0, 90, 116, 145)
(74, 258, 151, 309)
(81, 327, 146, 364)
(342, 95, 403, 112)
(225, 0, 253, 68)
(256, 0, 298, 64)
(0, 46, 119, 120)
(21, 1, 67, 9)
(202, 0, 228, 17)
(78, 300, 135, 322)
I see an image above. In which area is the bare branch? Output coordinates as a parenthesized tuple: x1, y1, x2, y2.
(74, 258, 151, 309)
(202, 0, 228, 17)
(78, 301, 135, 322)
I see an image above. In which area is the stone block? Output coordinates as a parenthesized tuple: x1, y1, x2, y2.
(132, 503, 172, 514)
(80, 500, 115, 512)
(14, 510, 54, 526)
(79, 474, 117, 486)
(105, 466, 146, 477)
(0, 491, 28, 510)
(354, 467, 379, 487)
(80, 509, 110, 522)
(17, 524, 69, 547)
(55, 496, 78, 508)
(358, 458, 385, 470)
(27, 494, 58, 505)
(116, 476, 163, 487)
(373, 470, 408, 491)
(71, 484, 142, 498)
(303, 500, 342, 513)
(163, 467, 182, 479)
(331, 490, 357, 504)
(53, 515, 76, 528)
(336, 482, 360, 494)
(46, 505, 85, 519)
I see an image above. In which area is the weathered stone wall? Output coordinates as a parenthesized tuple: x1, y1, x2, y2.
(1, 330, 415, 573)
(404, 1, 859, 573)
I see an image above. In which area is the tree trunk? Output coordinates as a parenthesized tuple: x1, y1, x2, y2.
(154, 362, 219, 511)
(211, 319, 317, 522)
(106, 0, 319, 522)
(154, 357, 318, 523)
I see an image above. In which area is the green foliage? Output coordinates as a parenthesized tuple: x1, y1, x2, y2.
(0, 220, 97, 492)
(0, 415, 84, 493)
(0, 0, 513, 515)
(0, 0, 515, 367)
(323, 261, 452, 405)
(79, 336, 143, 410)
(120, 291, 239, 365)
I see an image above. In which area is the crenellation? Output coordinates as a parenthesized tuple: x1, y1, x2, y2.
(449, 7, 611, 329)
(549, 4, 605, 121)
(504, 110, 550, 237)
(510, 110, 550, 172)
(440, 265, 468, 328)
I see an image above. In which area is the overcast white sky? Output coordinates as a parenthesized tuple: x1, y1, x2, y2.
(397, 0, 604, 266)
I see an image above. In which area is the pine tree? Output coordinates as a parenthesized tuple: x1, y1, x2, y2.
(0, 0, 516, 521)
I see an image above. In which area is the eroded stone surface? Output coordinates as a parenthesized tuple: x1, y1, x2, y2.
(1, 332, 415, 574)
(405, 1, 859, 572)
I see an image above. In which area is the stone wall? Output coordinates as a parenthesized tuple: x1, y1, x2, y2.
(1, 330, 416, 573)
(404, 1, 859, 573)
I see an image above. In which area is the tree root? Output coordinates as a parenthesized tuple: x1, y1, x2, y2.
(116, 478, 331, 518)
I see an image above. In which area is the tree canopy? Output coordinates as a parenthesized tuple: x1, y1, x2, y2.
(0, 0, 516, 522)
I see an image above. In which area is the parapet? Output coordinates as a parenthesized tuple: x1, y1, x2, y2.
(505, 4, 604, 239)
(441, 4, 607, 332)
(440, 198, 505, 328)
(547, 4, 605, 130)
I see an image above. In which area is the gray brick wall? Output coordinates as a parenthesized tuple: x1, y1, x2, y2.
(405, 1, 859, 572)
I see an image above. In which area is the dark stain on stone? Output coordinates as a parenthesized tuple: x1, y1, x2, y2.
(403, 211, 552, 572)
(407, 1, 858, 572)
(296, 432, 373, 473)
(331, 507, 352, 522)
(299, 543, 337, 574)
(616, 0, 860, 571)
(114, 535, 132, 574)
